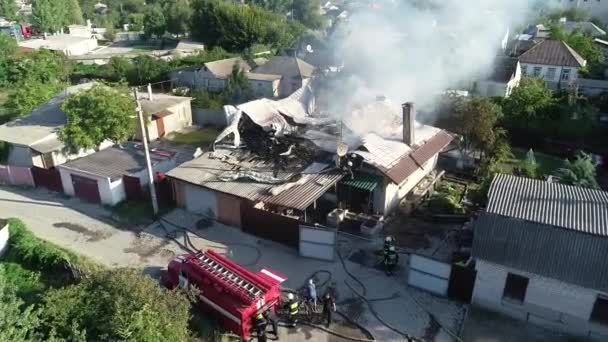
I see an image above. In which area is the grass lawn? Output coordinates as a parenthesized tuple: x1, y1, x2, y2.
(168, 127, 221, 146)
(499, 147, 565, 176)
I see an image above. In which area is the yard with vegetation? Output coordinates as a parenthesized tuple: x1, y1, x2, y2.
(498, 147, 564, 177)
(167, 127, 221, 146)
(0, 218, 222, 341)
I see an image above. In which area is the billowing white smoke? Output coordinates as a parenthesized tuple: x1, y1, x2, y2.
(326, 0, 535, 118)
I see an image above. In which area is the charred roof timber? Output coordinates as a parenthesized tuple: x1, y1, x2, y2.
(402, 102, 415, 147)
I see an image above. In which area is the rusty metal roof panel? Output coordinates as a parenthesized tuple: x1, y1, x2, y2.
(383, 131, 453, 184)
(259, 172, 343, 211)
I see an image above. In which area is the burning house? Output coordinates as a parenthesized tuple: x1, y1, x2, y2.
(167, 85, 452, 245)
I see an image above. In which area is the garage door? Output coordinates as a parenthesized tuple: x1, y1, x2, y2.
(71, 174, 101, 204)
(408, 254, 451, 297)
(184, 184, 217, 216)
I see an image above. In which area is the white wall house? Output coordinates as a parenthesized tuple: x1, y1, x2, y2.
(477, 57, 522, 97)
(472, 174, 608, 341)
(519, 40, 586, 89)
(136, 93, 193, 141)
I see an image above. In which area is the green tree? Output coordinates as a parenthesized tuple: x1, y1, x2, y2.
(521, 148, 539, 178)
(66, 0, 85, 25)
(39, 268, 192, 341)
(251, 0, 290, 14)
(224, 63, 253, 104)
(143, 4, 166, 38)
(292, 0, 324, 29)
(127, 13, 145, 32)
(32, 0, 68, 33)
(0, 34, 17, 85)
(5, 80, 62, 116)
(129, 55, 168, 84)
(0, 265, 42, 341)
(550, 24, 603, 64)
(7, 49, 70, 84)
(554, 151, 599, 189)
(451, 97, 502, 158)
(501, 77, 554, 124)
(59, 84, 136, 151)
(106, 56, 134, 81)
(191, 0, 303, 51)
(166, 0, 192, 36)
(0, 0, 18, 20)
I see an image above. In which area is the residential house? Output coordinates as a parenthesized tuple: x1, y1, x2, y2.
(472, 174, 608, 341)
(170, 57, 253, 92)
(136, 92, 193, 141)
(251, 56, 316, 98)
(561, 19, 607, 37)
(476, 57, 522, 97)
(555, 0, 608, 24)
(0, 83, 111, 168)
(58, 143, 176, 205)
(18, 35, 98, 56)
(171, 56, 314, 98)
(519, 40, 586, 89)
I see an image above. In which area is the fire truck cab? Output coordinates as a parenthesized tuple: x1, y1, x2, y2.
(163, 250, 286, 340)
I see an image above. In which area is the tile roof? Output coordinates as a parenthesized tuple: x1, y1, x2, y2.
(487, 174, 608, 235)
(60, 143, 174, 181)
(489, 57, 519, 83)
(167, 149, 342, 211)
(518, 40, 586, 67)
(473, 212, 608, 292)
(252, 56, 316, 79)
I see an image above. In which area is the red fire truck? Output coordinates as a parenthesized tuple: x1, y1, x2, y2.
(162, 250, 286, 340)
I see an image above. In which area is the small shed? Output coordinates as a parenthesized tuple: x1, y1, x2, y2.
(57, 143, 176, 205)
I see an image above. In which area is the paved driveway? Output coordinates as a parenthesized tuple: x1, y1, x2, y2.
(0, 186, 465, 341)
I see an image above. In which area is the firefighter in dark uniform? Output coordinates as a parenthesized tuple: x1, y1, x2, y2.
(263, 309, 279, 339)
(254, 313, 268, 342)
(383, 235, 395, 255)
(384, 245, 399, 275)
(322, 291, 337, 328)
(284, 293, 299, 327)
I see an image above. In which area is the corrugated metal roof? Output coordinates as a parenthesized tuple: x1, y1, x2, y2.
(473, 213, 608, 292)
(384, 131, 453, 184)
(167, 149, 342, 211)
(341, 173, 382, 192)
(487, 174, 608, 236)
(60, 143, 173, 180)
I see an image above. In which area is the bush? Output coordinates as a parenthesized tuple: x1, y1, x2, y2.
(428, 182, 465, 214)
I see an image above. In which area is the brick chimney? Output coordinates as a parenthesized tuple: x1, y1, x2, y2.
(402, 102, 415, 146)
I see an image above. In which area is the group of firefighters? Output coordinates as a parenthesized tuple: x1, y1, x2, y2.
(253, 279, 337, 341)
(253, 235, 399, 341)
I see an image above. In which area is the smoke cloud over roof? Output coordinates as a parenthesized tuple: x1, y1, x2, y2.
(325, 0, 535, 117)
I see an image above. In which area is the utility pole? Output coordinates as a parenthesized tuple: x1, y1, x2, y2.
(133, 87, 159, 216)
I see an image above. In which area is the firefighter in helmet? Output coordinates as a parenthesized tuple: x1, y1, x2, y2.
(384, 235, 396, 255)
(284, 293, 299, 327)
(384, 245, 399, 276)
(254, 313, 268, 342)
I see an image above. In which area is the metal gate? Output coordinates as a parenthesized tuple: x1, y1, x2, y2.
(299, 224, 336, 261)
(448, 264, 477, 303)
(71, 174, 101, 203)
(240, 203, 299, 247)
(408, 254, 452, 297)
(32, 167, 63, 192)
(123, 175, 143, 201)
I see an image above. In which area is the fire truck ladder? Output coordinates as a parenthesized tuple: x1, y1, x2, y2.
(199, 254, 263, 300)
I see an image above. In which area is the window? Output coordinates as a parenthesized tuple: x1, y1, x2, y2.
(502, 273, 529, 303)
(533, 66, 542, 77)
(591, 296, 608, 325)
(546, 67, 556, 80)
(521, 65, 528, 75)
(561, 68, 571, 81)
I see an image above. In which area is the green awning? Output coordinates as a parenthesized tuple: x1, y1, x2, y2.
(341, 174, 382, 192)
